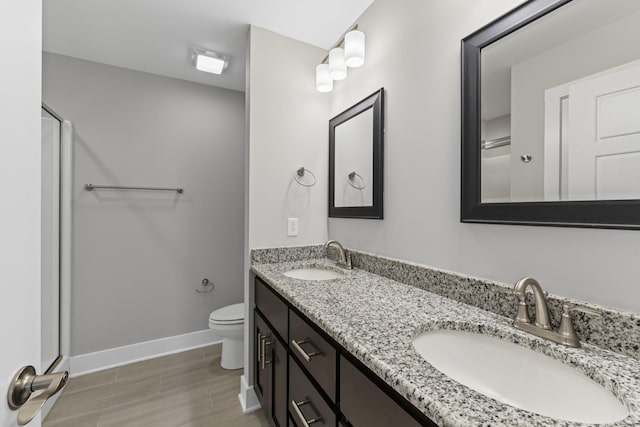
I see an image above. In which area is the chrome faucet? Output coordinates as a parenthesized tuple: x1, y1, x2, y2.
(513, 277, 552, 330)
(511, 277, 600, 348)
(324, 240, 352, 270)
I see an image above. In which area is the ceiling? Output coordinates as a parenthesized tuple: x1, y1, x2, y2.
(43, 0, 375, 92)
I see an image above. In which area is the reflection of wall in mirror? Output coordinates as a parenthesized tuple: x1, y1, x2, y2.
(334, 109, 373, 207)
(481, 114, 510, 202)
(510, 10, 640, 202)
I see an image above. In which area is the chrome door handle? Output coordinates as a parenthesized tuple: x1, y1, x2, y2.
(8, 365, 69, 425)
(260, 335, 272, 370)
(290, 399, 322, 427)
(257, 332, 262, 363)
(262, 339, 272, 369)
(291, 339, 322, 362)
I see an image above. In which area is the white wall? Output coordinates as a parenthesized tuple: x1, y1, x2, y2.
(43, 53, 246, 355)
(248, 26, 329, 249)
(328, 0, 640, 313)
(243, 26, 329, 403)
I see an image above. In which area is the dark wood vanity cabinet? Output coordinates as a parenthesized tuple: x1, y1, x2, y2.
(254, 277, 435, 427)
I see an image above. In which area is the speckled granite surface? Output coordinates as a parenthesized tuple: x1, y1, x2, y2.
(251, 258, 640, 426)
(252, 245, 640, 360)
(251, 245, 325, 264)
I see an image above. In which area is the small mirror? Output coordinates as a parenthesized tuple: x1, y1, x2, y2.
(329, 88, 384, 218)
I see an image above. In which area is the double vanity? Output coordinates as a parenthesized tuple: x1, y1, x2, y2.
(251, 246, 640, 427)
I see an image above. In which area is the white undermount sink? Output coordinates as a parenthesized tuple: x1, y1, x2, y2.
(412, 329, 629, 424)
(282, 268, 345, 281)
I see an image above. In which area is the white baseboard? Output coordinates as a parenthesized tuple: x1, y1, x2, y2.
(238, 374, 261, 414)
(70, 329, 222, 377)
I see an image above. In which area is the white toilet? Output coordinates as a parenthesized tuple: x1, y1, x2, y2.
(208, 303, 245, 370)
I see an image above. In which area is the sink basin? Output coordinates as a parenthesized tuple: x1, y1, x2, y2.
(282, 268, 345, 281)
(412, 329, 628, 423)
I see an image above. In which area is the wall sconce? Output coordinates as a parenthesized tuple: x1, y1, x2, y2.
(316, 25, 365, 93)
(192, 47, 229, 74)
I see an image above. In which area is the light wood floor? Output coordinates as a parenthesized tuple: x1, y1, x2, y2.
(43, 344, 268, 427)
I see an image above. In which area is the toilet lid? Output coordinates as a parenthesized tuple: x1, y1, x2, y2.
(209, 303, 244, 322)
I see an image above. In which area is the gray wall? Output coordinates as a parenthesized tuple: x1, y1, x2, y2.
(327, 0, 640, 313)
(43, 53, 245, 355)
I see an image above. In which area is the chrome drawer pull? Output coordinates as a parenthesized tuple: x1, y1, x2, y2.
(291, 339, 322, 362)
(290, 399, 322, 427)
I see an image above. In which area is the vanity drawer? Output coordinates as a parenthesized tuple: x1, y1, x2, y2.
(340, 355, 425, 427)
(255, 278, 288, 341)
(289, 356, 336, 427)
(289, 310, 337, 402)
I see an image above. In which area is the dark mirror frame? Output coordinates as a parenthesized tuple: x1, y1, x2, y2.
(461, 0, 640, 230)
(329, 88, 384, 219)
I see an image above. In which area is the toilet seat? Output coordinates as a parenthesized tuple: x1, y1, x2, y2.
(209, 303, 244, 325)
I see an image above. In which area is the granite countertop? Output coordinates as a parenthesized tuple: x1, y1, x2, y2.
(251, 259, 640, 427)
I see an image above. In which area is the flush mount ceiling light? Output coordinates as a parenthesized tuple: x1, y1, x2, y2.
(192, 47, 229, 74)
(316, 25, 365, 93)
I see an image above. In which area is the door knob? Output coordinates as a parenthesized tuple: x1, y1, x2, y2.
(8, 365, 69, 425)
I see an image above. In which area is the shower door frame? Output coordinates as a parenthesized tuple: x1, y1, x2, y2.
(40, 103, 72, 419)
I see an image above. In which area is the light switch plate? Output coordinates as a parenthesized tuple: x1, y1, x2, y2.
(287, 218, 298, 236)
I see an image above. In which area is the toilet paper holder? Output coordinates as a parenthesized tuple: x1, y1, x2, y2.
(196, 278, 214, 293)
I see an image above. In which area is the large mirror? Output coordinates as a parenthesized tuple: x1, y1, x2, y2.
(462, 0, 640, 228)
(329, 88, 384, 218)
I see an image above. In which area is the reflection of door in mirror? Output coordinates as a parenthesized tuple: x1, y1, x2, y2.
(334, 109, 373, 207)
(544, 60, 640, 201)
(480, 0, 640, 203)
(41, 107, 61, 372)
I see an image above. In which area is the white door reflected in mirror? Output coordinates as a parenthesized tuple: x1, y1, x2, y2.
(480, 0, 640, 203)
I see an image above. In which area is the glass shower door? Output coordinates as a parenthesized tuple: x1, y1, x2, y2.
(41, 107, 61, 372)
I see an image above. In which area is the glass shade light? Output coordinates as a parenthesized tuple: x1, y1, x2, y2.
(345, 30, 365, 68)
(316, 64, 333, 92)
(329, 48, 347, 80)
(192, 47, 229, 74)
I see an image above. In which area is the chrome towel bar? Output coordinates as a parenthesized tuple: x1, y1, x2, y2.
(85, 184, 183, 193)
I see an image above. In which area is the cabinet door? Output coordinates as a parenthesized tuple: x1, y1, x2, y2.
(254, 310, 272, 421)
(255, 309, 288, 427)
(340, 356, 426, 427)
(271, 335, 287, 427)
